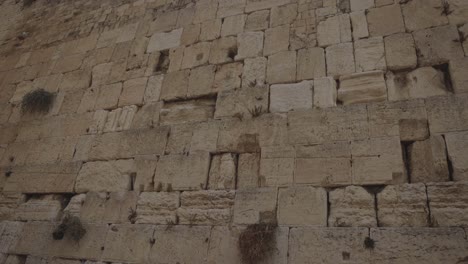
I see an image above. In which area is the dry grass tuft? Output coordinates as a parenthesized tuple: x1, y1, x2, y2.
(52, 214, 86, 242)
(238, 223, 277, 264)
(21, 89, 54, 114)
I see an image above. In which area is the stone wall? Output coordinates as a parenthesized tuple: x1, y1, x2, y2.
(0, 0, 468, 263)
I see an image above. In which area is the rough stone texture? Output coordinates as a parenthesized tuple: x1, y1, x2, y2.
(367, 4, 405, 37)
(233, 188, 277, 224)
(354, 37, 386, 72)
(427, 181, 468, 227)
(80, 191, 138, 224)
(329, 186, 376, 227)
(266, 50, 296, 84)
(401, 0, 448, 32)
(317, 14, 352, 47)
(237, 153, 260, 189)
(264, 25, 290, 56)
(14, 195, 62, 222)
(350, 11, 368, 40)
(178, 190, 235, 225)
(136, 192, 179, 224)
(450, 57, 468, 94)
(314, 77, 337, 108)
(277, 186, 327, 226)
(338, 71, 387, 105)
(102, 224, 153, 263)
(235, 31, 264, 60)
(326, 42, 355, 78)
(296, 48, 326, 81)
(270, 81, 313, 113)
(408, 136, 450, 183)
(384, 33, 417, 71)
(208, 154, 237, 190)
(426, 94, 468, 134)
(377, 183, 429, 227)
(259, 146, 295, 187)
(147, 28, 183, 53)
(75, 160, 135, 193)
(444, 131, 468, 181)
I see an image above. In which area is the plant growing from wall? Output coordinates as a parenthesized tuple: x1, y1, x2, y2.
(21, 89, 54, 114)
(238, 223, 277, 264)
(52, 214, 86, 242)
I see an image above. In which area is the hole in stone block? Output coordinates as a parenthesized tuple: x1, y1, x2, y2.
(155, 50, 170, 73)
(433, 63, 453, 92)
(228, 47, 238, 60)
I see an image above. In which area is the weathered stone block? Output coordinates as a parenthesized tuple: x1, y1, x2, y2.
(259, 145, 295, 187)
(296, 48, 326, 81)
(209, 37, 237, 64)
(242, 57, 267, 87)
(147, 28, 183, 53)
(445, 131, 468, 181)
(377, 183, 429, 227)
(235, 31, 264, 60)
(350, 11, 368, 40)
(95, 83, 122, 110)
(426, 94, 468, 134)
(213, 62, 243, 91)
(329, 186, 376, 227)
(0, 221, 23, 254)
(188, 65, 216, 98)
(144, 75, 163, 103)
(221, 14, 246, 37)
(409, 136, 449, 183)
(80, 192, 138, 224)
(160, 99, 215, 125)
(178, 190, 235, 225)
(160, 69, 190, 101)
(338, 71, 387, 105)
(75, 160, 135, 193)
(449, 57, 468, 94)
(214, 85, 268, 118)
(270, 81, 313, 113)
(354, 37, 386, 72)
(317, 14, 351, 47)
(350, 0, 374, 11)
(264, 25, 290, 56)
(245, 10, 270, 31)
(14, 195, 61, 222)
(278, 186, 327, 226)
(401, 0, 448, 32)
(270, 4, 297, 27)
(103, 106, 137, 133)
(325, 42, 355, 78)
(136, 192, 179, 224)
(384, 33, 417, 71)
(181, 42, 211, 69)
(399, 119, 429, 142)
(267, 51, 296, 84)
(182, 23, 201, 45)
(314, 77, 337, 108)
(367, 4, 405, 37)
(289, 227, 370, 263)
(427, 181, 468, 227)
(118, 77, 148, 107)
(413, 25, 464, 66)
(208, 154, 237, 190)
(154, 152, 211, 191)
(237, 153, 261, 189)
(233, 188, 277, 224)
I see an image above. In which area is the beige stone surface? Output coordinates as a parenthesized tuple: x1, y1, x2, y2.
(237, 153, 261, 189)
(367, 4, 405, 37)
(14, 195, 61, 222)
(445, 131, 468, 181)
(178, 190, 235, 225)
(427, 181, 468, 227)
(270, 81, 313, 113)
(160, 98, 215, 125)
(384, 33, 417, 71)
(314, 77, 337, 108)
(235, 31, 264, 60)
(338, 71, 387, 105)
(242, 57, 267, 87)
(233, 188, 277, 224)
(317, 14, 351, 47)
(75, 159, 135, 193)
(266, 51, 296, 84)
(221, 14, 246, 37)
(278, 186, 327, 226)
(259, 146, 295, 187)
(214, 85, 268, 119)
(144, 75, 163, 103)
(80, 191, 138, 224)
(264, 25, 290, 56)
(147, 28, 183, 53)
(289, 227, 370, 263)
(296, 48, 326, 81)
(181, 42, 211, 69)
(449, 57, 468, 94)
(426, 94, 468, 134)
(401, 0, 448, 32)
(270, 4, 297, 27)
(160, 69, 189, 101)
(354, 37, 386, 72)
(245, 10, 270, 31)
(154, 152, 211, 191)
(350, 11, 368, 40)
(329, 186, 376, 227)
(409, 136, 449, 183)
(118, 77, 147, 107)
(208, 154, 237, 190)
(209, 37, 237, 64)
(377, 183, 429, 227)
(213, 62, 243, 91)
(326, 42, 355, 78)
(136, 192, 179, 224)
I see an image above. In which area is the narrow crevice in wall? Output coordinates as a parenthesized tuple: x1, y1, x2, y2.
(441, 134, 454, 181)
(364, 185, 385, 228)
(401, 141, 414, 183)
(424, 184, 434, 227)
(433, 63, 454, 93)
(326, 190, 331, 227)
(155, 49, 169, 74)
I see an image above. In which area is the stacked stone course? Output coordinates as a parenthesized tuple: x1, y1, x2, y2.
(0, 0, 468, 263)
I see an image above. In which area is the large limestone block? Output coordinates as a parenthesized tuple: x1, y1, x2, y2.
(399, 119, 429, 142)
(88, 127, 169, 160)
(237, 153, 261, 189)
(52, 54, 84, 74)
(235, 31, 264, 60)
(329, 186, 376, 227)
(147, 28, 183, 53)
(221, 14, 246, 37)
(63, 194, 86, 217)
(0, 221, 23, 254)
(402, 0, 448, 32)
(95, 83, 122, 110)
(193, 0, 218, 24)
(160, 69, 189, 101)
(259, 146, 295, 187)
(131, 102, 162, 130)
(351, 137, 405, 185)
(386, 67, 448, 101)
(3, 163, 81, 193)
(102, 224, 154, 263)
(377, 183, 429, 227)
(289, 227, 371, 263)
(213, 62, 243, 91)
(217, 0, 246, 18)
(154, 152, 211, 191)
(270, 3, 297, 27)
(187, 65, 216, 97)
(447, 0, 468, 25)
(209, 37, 237, 64)
(354, 37, 386, 72)
(445, 131, 468, 181)
(245, 10, 270, 31)
(246, 0, 292, 12)
(384, 33, 417, 71)
(409, 136, 449, 183)
(233, 188, 277, 224)
(75, 160, 135, 193)
(80, 192, 138, 224)
(317, 14, 351, 47)
(413, 25, 464, 66)
(242, 57, 267, 88)
(149, 226, 211, 264)
(367, 4, 405, 37)
(325, 42, 355, 78)
(287, 104, 369, 145)
(427, 181, 468, 227)
(266, 51, 296, 84)
(264, 25, 290, 56)
(278, 186, 327, 226)
(338, 71, 387, 105)
(181, 42, 211, 69)
(214, 85, 268, 119)
(314, 77, 337, 108)
(208, 154, 237, 190)
(426, 94, 468, 134)
(350, 11, 369, 40)
(160, 99, 215, 125)
(103, 106, 138, 133)
(136, 192, 179, 224)
(367, 99, 427, 138)
(118, 77, 148, 107)
(296, 48, 326, 81)
(449, 57, 468, 94)
(0, 193, 23, 221)
(295, 142, 352, 186)
(178, 190, 235, 225)
(370, 227, 468, 263)
(350, 0, 374, 11)
(207, 226, 289, 264)
(14, 195, 62, 222)
(270, 81, 313, 113)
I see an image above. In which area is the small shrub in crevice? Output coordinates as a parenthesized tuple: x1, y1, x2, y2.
(52, 214, 86, 242)
(21, 89, 54, 114)
(248, 105, 264, 118)
(128, 207, 137, 224)
(238, 224, 277, 264)
(364, 237, 375, 250)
